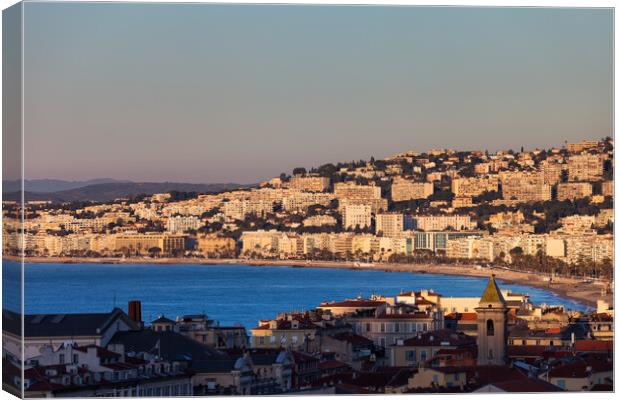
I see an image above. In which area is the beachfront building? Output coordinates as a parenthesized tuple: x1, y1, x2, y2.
(197, 235, 237, 258)
(115, 233, 185, 256)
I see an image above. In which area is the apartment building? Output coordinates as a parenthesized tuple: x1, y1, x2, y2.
(568, 154, 604, 182)
(348, 309, 443, 348)
(413, 214, 475, 231)
(601, 180, 614, 197)
(412, 231, 483, 254)
(289, 175, 330, 192)
(251, 314, 319, 351)
(222, 199, 275, 220)
(451, 176, 499, 197)
(375, 213, 413, 237)
(167, 215, 202, 233)
(333, 182, 382, 201)
(342, 204, 372, 230)
(566, 140, 601, 153)
(391, 178, 434, 202)
(501, 171, 551, 202)
(282, 192, 334, 212)
(338, 197, 388, 214)
(558, 215, 596, 233)
(540, 160, 565, 185)
(302, 215, 337, 227)
(446, 236, 494, 261)
(556, 182, 593, 201)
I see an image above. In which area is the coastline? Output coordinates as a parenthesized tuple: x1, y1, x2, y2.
(8, 256, 610, 308)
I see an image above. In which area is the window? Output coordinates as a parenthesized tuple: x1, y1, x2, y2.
(72, 354, 78, 364)
(380, 323, 385, 333)
(59, 354, 65, 364)
(557, 379, 566, 389)
(395, 323, 400, 333)
(292, 336, 298, 344)
(421, 351, 427, 361)
(259, 336, 265, 345)
(432, 374, 438, 383)
(365, 323, 371, 332)
(270, 336, 276, 344)
(486, 319, 494, 336)
(405, 350, 416, 362)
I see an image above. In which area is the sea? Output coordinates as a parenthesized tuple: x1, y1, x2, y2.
(2, 261, 588, 331)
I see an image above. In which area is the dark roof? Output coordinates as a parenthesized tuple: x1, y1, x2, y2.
(75, 345, 121, 359)
(402, 330, 476, 347)
(329, 332, 373, 346)
(318, 299, 386, 308)
(4, 308, 138, 338)
(318, 360, 350, 370)
(190, 359, 238, 374)
(2, 309, 21, 336)
(485, 378, 561, 392)
(108, 329, 228, 363)
(151, 315, 175, 324)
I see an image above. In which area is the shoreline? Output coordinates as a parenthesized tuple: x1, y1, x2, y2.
(7, 256, 611, 308)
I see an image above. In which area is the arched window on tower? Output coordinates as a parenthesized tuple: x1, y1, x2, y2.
(486, 319, 494, 336)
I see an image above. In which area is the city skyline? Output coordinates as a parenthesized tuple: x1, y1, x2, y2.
(19, 4, 613, 183)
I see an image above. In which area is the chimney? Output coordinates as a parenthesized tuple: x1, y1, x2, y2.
(128, 300, 142, 326)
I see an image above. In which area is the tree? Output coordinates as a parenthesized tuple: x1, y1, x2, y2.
(148, 247, 162, 258)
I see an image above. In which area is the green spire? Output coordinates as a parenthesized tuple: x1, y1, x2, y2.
(480, 275, 506, 305)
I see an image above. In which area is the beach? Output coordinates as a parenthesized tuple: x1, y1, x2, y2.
(11, 256, 611, 308)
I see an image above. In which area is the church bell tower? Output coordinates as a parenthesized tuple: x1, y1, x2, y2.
(476, 275, 508, 366)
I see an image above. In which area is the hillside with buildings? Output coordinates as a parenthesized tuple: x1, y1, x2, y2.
(3, 138, 614, 280)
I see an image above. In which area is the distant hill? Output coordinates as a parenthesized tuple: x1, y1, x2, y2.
(2, 181, 254, 203)
(2, 178, 132, 193)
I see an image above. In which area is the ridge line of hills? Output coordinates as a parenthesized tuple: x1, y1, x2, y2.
(2, 180, 254, 203)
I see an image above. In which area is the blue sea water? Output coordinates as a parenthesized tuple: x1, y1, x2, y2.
(3, 261, 587, 331)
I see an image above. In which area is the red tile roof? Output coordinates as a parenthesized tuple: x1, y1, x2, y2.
(574, 340, 613, 352)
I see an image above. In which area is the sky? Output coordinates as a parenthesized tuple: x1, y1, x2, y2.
(18, 3, 613, 184)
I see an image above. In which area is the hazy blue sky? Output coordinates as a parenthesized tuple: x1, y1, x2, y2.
(22, 4, 612, 184)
